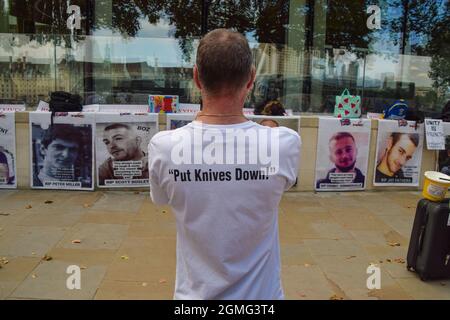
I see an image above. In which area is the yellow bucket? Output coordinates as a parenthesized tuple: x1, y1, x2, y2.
(422, 171, 450, 201)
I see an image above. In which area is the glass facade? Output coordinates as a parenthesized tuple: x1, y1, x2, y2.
(0, 0, 449, 115)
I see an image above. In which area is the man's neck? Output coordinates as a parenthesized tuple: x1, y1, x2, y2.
(377, 159, 393, 177)
(197, 93, 248, 125)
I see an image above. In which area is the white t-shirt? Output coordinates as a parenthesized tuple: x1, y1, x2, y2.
(148, 120, 301, 299)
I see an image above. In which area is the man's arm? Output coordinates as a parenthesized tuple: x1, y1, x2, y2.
(281, 130, 302, 191)
(148, 137, 170, 205)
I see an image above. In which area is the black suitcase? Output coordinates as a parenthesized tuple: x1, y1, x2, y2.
(407, 198, 450, 281)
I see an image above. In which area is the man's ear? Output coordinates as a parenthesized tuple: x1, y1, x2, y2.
(193, 65, 202, 90)
(40, 145, 47, 158)
(386, 136, 393, 151)
(246, 66, 256, 91)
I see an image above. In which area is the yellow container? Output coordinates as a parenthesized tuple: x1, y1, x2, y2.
(422, 171, 450, 201)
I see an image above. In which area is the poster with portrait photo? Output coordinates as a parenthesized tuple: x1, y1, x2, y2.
(438, 122, 450, 175)
(315, 117, 371, 191)
(374, 119, 424, 186)
(0, 112, 17, 189)
(29, 112, 94, 190)
(166, 113, 195, 130)
(247, 115, 301, 132)
(96, 113, 159, 188)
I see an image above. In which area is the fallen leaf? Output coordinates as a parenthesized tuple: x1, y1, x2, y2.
(330, 294, 344, 300)
(0, 213, 9, 216)
(2, 260, 8, 264)
(304, 263, 311, 267)
(142, 282, 148, 287)
(162, 210, 167, 214)
(25, 205, 32, 209)
(121, 255, 129, 260)
(42, 255, 52, 261)
(386, 259, 392, 263)
(345, 256, 356, 260)
(159, 279, 167, 284)
(71, 239, 81, 244)
(44, 200, 53, 204)
(134, 191, 140, 195)
(31, 252, 36, 255)
(388, 242, 401, 247)
(80, 265, 87, 270)
(394, 258, 405, 264)
(297, 293, 307, 298)
(83, 203, 91, 208)
(31, 274, 37, 279)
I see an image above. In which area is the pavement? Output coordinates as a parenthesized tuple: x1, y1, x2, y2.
(0, 189, 449, 300)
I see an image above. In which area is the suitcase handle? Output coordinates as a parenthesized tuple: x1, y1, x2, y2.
(418, 225, 426, 253)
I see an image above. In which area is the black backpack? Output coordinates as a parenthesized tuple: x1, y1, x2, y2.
(49, 91, 82, 125)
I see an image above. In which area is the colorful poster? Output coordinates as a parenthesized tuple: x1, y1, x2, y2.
(149, 95, 179, 113)
(247, 115, 300, 131)
(0, 112, 17, 188)
(374, 119, 424, 186)
(96, 113, 159, 187)
(166, 113, 195, 130)
(315, 117, 371, 191)
(438, 122, 450, 175)
(29, 112, 94, 190)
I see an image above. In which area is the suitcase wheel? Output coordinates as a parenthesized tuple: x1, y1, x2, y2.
(419, 273, 428, 281)
(406, 265, 414, 272)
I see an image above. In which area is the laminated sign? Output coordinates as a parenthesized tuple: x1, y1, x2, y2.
(0, 112, 17, 188)
(425, 119, 445, 150)
(96, 112, 159, 188)
(29, 112, 95, 190)
(315, 117, 371, 191)
(374, 119, 424, 186)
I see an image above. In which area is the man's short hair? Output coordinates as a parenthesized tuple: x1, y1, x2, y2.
(329, 132, 355, 144)
(41, 124, 82, 149)
(196, 28, 253, 94)
(390, 132, 419, 147)
(104, 123, 131, 132)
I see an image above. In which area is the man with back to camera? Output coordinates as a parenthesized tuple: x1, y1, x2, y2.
(98, 123, 148, 185)
(316, 132, 365, 189)
(375, 132, 419, 183)
(33, 124, 82, 186)
(148, 29, 301, 300)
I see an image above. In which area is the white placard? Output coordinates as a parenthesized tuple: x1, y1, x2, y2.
(374, 119, 424, 186)
(246, 115, 301, 132)
(0, 104, 26, 112)
(178, 103, 200, 113)
(36, 101, 50, 112)
(95, 112, 159, 188)
(0, 112, 17, 188)
(166, 113, 196, 130)
(83, 104, 149, 113)
(425, 119, 445, 150)
(29, 112, 95, 190)
(315, 117, 371, 191)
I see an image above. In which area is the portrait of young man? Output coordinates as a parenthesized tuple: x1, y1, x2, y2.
(98, 123, 148, 186)
(375, 132, 419, 184)
(33, 124, 82, 187)
(316, 132, 365, 189)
